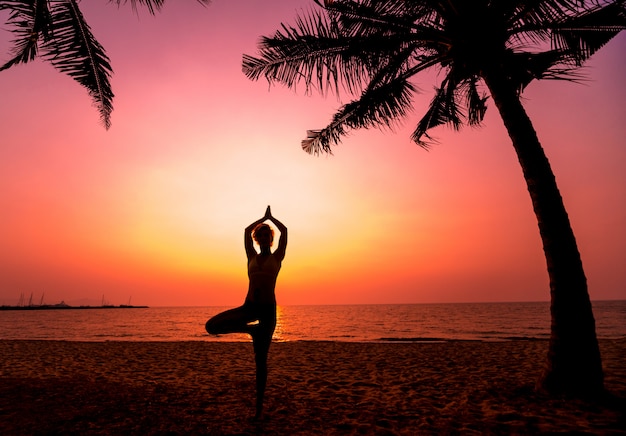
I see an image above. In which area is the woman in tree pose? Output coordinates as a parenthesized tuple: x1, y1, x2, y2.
(205, 206, 287, 419)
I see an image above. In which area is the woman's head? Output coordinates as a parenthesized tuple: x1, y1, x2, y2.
(253, 223, 274, 247)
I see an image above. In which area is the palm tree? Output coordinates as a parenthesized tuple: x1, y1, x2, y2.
(0, 0, 210, 128)
(242, 0, 625, 396)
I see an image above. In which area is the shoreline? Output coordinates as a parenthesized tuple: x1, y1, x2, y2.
(0, 337, 558, 343)
(1, 339, 624, 434)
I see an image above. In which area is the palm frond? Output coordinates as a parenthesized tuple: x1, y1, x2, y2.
(465, 79, 488, 126)
(319, 0, 422, 35)
(507, 49, 585, 90)
(302, 76, 416, 154)
(0, 0, 51, 71)
(510, 0, 580, 29)
(322, 0, 447, 57)
(550, 1, 626, 65)
(365, 44, 414, 90)
(411, 76, 463, 147)
(42, 0, 114, 129)
(506, 0, 591, 48)
(243, 8, 376, 96)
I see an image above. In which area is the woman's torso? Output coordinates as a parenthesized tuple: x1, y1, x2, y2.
(245, 254, 281, 305)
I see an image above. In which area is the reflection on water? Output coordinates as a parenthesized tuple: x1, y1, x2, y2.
(273, 305, 287, 342)
(0, 301, 624, 342)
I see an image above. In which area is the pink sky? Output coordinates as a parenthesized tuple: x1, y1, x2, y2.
(0, 1, 624, 307)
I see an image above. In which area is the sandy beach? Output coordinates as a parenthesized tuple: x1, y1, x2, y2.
(1, 339, 624, 435)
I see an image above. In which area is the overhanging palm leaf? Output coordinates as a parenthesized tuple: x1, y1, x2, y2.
(465, 78, 488, 125)
(322, 0, 422, 34)
(0, 0, 51, 70)
(411, 75, 489, 145)
(303, 75, 416, 154)
(1, 0, 212, 128)
(508, 49, 586, 90)
(40, 0, 114, 129)
(551, 1, 626, 63)
(243, 9, 378, 96)
(411, 77, 461, 146)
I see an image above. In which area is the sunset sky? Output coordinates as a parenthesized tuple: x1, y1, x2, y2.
(0, 1, 624, 307)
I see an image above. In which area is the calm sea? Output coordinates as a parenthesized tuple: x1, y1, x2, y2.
(0, 301, 624, 343)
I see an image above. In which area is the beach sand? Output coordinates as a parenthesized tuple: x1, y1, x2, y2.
(1, 339, 624, 435)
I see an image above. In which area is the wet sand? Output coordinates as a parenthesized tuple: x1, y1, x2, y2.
(1, 339, 624, 434)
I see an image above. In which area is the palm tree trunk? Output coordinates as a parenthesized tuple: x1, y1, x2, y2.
(483, 71, 604, 396)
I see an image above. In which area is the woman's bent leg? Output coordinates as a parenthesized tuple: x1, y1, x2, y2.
(205, 306, 255, 335)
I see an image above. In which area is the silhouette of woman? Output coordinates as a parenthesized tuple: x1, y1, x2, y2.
(205, 205, 287, 419)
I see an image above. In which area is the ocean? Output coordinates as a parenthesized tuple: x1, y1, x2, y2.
(0, 301, 624, 343)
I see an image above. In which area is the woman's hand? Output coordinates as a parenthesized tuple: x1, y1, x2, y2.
(265, 205, 272, 219)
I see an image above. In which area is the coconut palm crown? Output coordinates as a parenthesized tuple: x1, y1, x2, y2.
(243, 0, 625, 396)
(244, 0, 624, 154)
(0, 0, 210, 129)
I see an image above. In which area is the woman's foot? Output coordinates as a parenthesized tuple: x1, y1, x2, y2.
(253, 407, 264, 422)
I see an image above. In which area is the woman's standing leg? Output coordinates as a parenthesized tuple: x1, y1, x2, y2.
(251, 310, 276, 419)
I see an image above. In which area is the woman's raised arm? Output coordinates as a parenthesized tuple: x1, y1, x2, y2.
(266, 207, 287, 261)
(244, 214, 267, 258)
